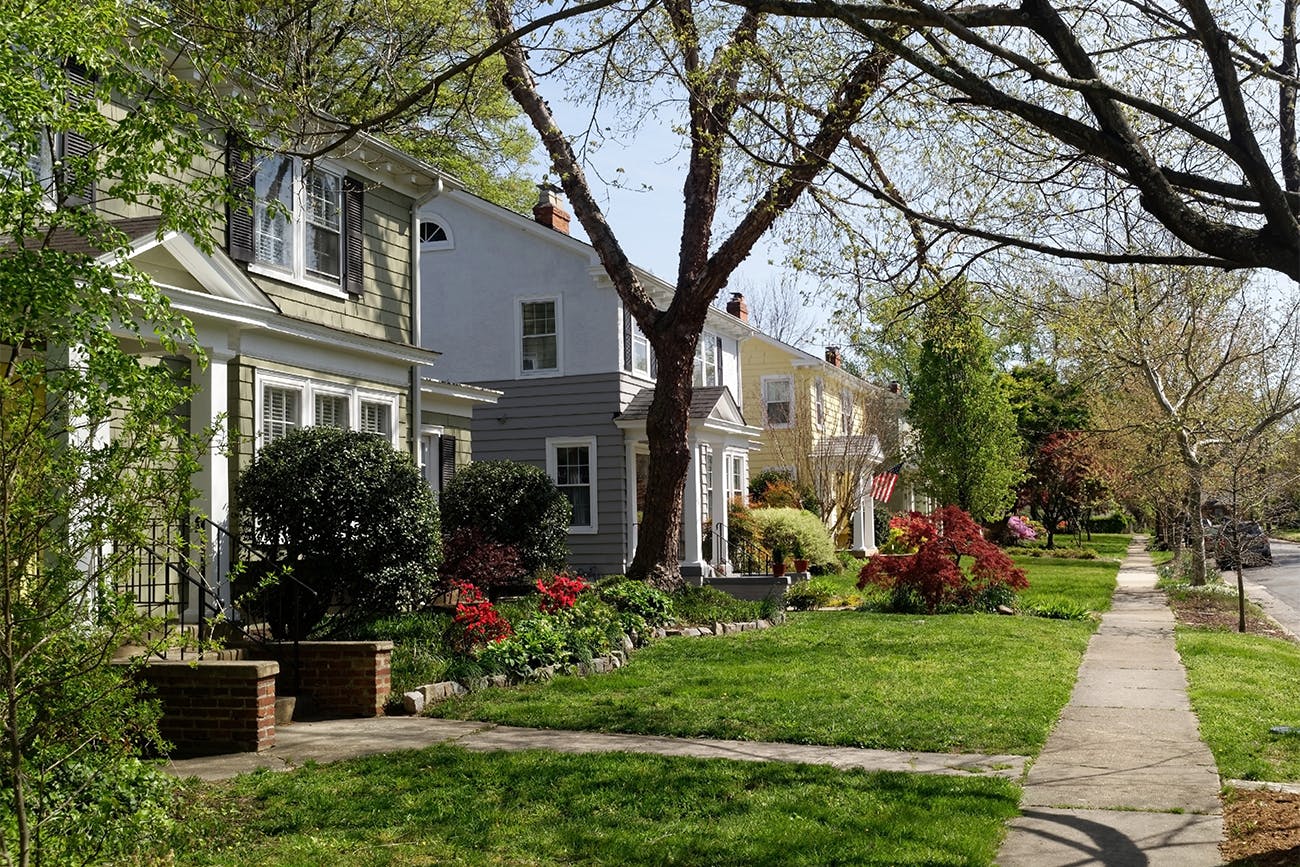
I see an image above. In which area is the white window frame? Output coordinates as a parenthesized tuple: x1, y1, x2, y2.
(419, 214, 454, 251)
(546, 435, 598, 534)
(631, 324, 653, 379)
(247, 154, 347, 297)
(725, 452, 746, 505)
(255, 372, 400, 449)
(518, 295, 563, 378)
(694, 331, 719, 387)
(762, 375, 794, 428)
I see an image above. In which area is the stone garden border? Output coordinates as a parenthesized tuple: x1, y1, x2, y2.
(400, 616, 784, 714)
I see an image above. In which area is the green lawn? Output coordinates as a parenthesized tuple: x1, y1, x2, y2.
(1178, 627, 1300, 782)
(175, 746, 1020, 866)
(431, 610, 1096, 754)
(1011, 557, 1119, 613)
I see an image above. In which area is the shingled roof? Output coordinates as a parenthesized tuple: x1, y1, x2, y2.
(618, 385, 731, 421)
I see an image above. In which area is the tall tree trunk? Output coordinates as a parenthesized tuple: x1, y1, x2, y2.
(629, 337, 697, 589)
(1187, 470, 1207, 585)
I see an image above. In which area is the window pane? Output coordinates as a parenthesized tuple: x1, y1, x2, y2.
(522, 301, 556, 336)
(262, 386, 300, 443)
(555, 445, 592, 527)
(305, 169, 341, 281)
(254, 156, 294, 268)
(314, 393, 348, 428)
(360, 401, 391, 437)
(420, 221, 447, 244)
(521, 301, 558, 372)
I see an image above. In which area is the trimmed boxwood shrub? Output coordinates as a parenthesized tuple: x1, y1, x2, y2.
(235, 427, 440, 638)
(440, 460, 571, 578)
(749, 507, 838, 571)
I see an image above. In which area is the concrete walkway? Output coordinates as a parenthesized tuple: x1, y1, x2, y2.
(165, 715, 1029, 782)
(998, 539, 1224, 866)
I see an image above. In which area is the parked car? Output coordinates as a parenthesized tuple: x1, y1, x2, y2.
(1212, 521, 1273, 569)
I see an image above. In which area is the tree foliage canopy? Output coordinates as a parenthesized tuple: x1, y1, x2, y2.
(909, 284, 1024, 521)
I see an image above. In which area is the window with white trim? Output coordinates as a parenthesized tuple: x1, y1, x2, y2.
(840, 388, 853, 435)
(359, 400, 392, 437)
(262, 385, 301, 444)
(814, 377, 825, 428)
(521, 298, 559, 374)
(419, 218, 453, 250)
(725, 453, 746, 504)
(763, 376, 794, 427)
(257, 375, 399, 448)
(313, 392, 349, 429)
(693, 332, 719, 387)
(253, 154, 343, 286)
(547, 437, 597, 532)
(631, 325, 652, 378)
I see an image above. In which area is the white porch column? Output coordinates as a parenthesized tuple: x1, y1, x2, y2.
(191, 349, 232, 618)
(681, 437, 707, 582)
(711, 444, 728, 570)
(625, 438, 639, 571)
(852, 475, 869, 555)
(863, 476, 876, 552)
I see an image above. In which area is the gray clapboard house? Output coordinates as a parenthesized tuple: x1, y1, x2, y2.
(418, 188, 761, 578)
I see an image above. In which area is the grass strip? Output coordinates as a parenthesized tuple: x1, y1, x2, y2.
(175, 745, 1019, 866)
(1178, 627, 1300, 782)
(431, 610, 1094, 754)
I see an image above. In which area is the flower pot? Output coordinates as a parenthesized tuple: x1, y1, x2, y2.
(794, 558, 810, 574)
(772, 560, 787, 577)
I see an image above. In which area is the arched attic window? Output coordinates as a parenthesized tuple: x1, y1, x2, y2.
(419, 217, 453, 250)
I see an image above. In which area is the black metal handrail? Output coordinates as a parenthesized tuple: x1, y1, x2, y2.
(717, 522, 770, 576)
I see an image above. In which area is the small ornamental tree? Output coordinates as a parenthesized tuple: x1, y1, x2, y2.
(440, 460, 571, 578)
(1021, 432, 1110, 547)
(857, 506, 1028, 613)
(236, 427, 441, 638)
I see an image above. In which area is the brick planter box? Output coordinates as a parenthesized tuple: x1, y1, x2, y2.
(261, 641, 393, 718)
(120, 659, 279, 756)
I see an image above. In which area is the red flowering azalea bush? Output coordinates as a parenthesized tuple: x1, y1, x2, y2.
(448, 580, 512, 652)
(857, 506, 1028, 613)
(536, 572, 588, 613)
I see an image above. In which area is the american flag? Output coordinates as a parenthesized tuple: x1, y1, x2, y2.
(870, 464, 902, 502)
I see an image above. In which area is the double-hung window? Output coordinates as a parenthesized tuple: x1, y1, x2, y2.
(725, 453, 746, 504)
(547, 437, 596, 532)
(262, 385, 302, 444)
(253, 155, 343, 286)
(763, 376, 793, 427)
(520, 298, 560, 374)
(631, 326, 652, 378)
(694, 332, 719, 387)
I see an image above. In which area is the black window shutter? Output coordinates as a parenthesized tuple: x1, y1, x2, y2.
(61, 62, 96, 207)
(650, 346, 658, 379)
(343, 177, 364, 296)
(438, 434, 457, 492)
(715, 335, 723, 372)
(225, 135, 255, 262)
(622, 307, 633, 371)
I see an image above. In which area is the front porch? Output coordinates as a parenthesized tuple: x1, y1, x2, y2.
(616, 386, 762, 582)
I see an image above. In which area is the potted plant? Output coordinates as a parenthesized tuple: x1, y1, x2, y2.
(792, 537, 810, 575)
(762, 522, 799, 579)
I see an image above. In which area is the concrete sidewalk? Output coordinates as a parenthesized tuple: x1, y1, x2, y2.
(165, 715, 1029, 782)
(998, 538, 1224, 866)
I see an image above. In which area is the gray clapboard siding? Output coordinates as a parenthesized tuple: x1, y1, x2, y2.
(465, 373, 630, 576)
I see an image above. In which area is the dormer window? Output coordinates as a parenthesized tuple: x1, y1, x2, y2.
(419, 218, 453, 250)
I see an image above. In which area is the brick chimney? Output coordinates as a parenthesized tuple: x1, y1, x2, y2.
(726, 292, 749, 322)
(825, 346, 841, 367)
(532, 184, 571, 234)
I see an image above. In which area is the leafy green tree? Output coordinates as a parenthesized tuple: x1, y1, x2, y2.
(1, 6, 238, 863)
(1002, 361, 1091, 457)
(909, 285, 1024, 521)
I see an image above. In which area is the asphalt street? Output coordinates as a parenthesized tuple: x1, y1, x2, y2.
(1233, 538, 1300, 635)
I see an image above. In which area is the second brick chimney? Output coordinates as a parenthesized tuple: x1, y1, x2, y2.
(533, 184, 571, 234)
(726, 292, 749, 322)
(826, 346, 841, 367)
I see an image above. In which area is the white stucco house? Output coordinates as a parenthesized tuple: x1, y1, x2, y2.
(417, 187, 762, 578)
